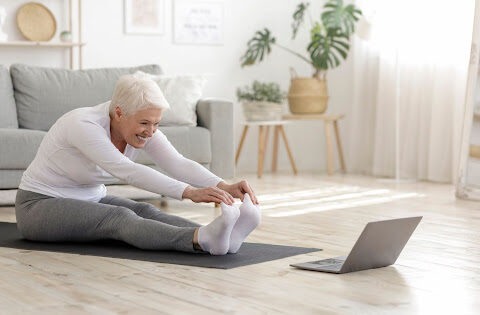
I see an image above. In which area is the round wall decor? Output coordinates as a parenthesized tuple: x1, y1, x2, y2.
(17, 2, 56, 41)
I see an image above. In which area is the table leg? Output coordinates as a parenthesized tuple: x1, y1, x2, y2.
(258, 126, 270, 178)
(333, 121, 346, 172)
(324, 121, 334, 175)
(235, 125, 249, 165)
(258, 126, 265, 178)
(279, 125, 297, 175)
(272, 126, 279, 172)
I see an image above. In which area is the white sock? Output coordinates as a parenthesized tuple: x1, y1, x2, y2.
(228, 193, 261, 253)
(197, 202, 240, 255)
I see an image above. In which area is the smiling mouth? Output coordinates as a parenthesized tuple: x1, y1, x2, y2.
(136, 135, 148, 142)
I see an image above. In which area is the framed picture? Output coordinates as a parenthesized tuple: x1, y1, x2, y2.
(124, 0, 165, 35)
(173, 0, 224, 45)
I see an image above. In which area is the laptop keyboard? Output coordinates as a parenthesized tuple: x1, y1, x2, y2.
(310, 258, 344, 266)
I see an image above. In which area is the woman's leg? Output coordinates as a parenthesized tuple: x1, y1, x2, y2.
(98, 195, 201, 228)
(15, 189, 198, 253)
(97, 195, 241, 255)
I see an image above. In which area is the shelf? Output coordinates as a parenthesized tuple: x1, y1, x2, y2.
(0, 40, 86, 47)
(282, 114, 345, 121)
(0, 0, 85, 69)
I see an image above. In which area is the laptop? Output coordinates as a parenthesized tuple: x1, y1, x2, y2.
(290, 216, 422, 274)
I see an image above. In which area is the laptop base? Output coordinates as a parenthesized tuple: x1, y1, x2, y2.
(290, 256, 346, 273)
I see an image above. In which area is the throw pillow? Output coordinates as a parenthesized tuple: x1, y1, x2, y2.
(136, 71, 207, 126)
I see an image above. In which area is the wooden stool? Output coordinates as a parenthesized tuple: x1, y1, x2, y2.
(282, 114, 346, 175)
(236, 121, 297, 178)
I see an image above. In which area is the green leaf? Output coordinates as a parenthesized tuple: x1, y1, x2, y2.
(240, 28, 276, 67)
(292, 2, 310, 39)
(237, 80, 286, 103)
(321, 0, 362, 38)
(310, 21, 324, 39)
(308, 31, 349, 70)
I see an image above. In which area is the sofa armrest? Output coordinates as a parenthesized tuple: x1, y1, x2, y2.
(196, 98, 234, 179)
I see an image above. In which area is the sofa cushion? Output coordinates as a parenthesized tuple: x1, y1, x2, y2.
(0, 65, 18, 128)
(135, 126, 212, 165)
(0, 128, 46, 169)
(0, 126, 211, 169)
(11, 64, 163, 131)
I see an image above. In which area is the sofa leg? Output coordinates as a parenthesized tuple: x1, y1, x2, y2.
(160, 200, 168, 208)
(214, 202, 220, 208)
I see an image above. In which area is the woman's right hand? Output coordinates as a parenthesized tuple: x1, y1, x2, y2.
(182, 186, 234, 205)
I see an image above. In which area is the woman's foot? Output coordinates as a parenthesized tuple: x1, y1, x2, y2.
(197, 202, 240, 255)
(228, 193, 261, 253)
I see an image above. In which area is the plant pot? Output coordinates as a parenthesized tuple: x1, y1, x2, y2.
(287, 77, 329, 114)
(242, 101, 286, 121)
(60, 30, 72, 42)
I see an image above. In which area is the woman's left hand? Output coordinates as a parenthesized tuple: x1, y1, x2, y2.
(217, 180, 259, 205)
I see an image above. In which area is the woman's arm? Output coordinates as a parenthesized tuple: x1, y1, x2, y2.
(143, 130, 224, 188)
(144, 130, 258, 204)
(68, 119, 190, 200)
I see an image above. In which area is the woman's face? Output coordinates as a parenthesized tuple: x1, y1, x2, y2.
(113, 106, 163, 149)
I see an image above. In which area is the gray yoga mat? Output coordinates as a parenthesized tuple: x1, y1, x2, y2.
(0, 222, 321, 269)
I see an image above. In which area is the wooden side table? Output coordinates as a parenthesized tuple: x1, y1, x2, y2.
(282, 114, 346, 175)
(235, 121, 297, 178)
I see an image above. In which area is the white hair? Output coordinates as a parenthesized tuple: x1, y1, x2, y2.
(109, 72, 170, 116)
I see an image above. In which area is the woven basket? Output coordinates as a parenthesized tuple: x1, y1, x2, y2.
(287, 77, 329, 114)
(17, 2, 56, 41)
(242, 101, 286, 121)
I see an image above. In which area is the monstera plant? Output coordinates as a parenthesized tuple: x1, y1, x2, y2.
(241, 0, 362, 80)
(240, 1, 362, 114)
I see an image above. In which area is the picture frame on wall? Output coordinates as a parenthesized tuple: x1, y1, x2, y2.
(124, 0, 165, 35)
(173, 0, 224, 45)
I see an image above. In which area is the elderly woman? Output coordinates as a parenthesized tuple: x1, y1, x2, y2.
(15, 73, 261, 255)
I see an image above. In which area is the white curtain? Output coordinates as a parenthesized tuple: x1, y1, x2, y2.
(348, 0, 475, 182)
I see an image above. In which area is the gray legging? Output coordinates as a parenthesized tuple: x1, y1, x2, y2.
(15, 189, 203, 253)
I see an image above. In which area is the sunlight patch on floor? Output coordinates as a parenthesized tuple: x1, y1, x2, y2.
(255, 186, 367, 203)
(259, 189, 392, 210)
(257, 186, 425, 217)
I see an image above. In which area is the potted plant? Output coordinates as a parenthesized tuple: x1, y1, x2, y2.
(240, 0, 362, 114)
(237, 80, 287, 121)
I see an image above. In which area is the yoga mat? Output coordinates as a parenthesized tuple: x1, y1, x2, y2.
(0, 222, 322, 269)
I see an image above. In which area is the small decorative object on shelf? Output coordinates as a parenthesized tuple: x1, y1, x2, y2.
(0, 6, 7, 41)
(17, 2, 57, 41)
(237, 81, 287, 121)
(60, 30, 72, 42)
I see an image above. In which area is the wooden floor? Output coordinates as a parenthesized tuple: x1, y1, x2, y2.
(1, 173, 479, 314)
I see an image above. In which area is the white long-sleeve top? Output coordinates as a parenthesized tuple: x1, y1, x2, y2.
(19, 101, 223, 202)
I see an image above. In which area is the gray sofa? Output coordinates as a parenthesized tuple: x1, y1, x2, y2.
(0, 64, 234, 190)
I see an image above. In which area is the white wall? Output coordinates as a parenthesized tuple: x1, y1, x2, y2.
(0, 0, 354, 175)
